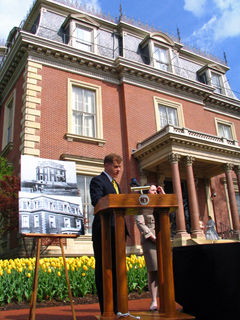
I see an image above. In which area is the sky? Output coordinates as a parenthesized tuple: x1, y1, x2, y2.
(0, 0, 239, 95)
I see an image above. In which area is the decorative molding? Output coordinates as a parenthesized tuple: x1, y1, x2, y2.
(234, 165, 240, 176)
(20, 61, 42, 156)
(184, 156, 195, 166)
(223, 163, 234, 173)
(168, 153, 181, 164)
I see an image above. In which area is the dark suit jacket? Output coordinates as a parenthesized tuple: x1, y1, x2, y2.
(90, 172, 121, 242)
(90, 172, 119, 207)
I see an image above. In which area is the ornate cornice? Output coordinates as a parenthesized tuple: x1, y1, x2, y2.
(133, 125, 240, 166)
(1, 31, 239, 114)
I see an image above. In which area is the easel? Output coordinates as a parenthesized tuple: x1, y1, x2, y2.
(24, 233, 78, 320)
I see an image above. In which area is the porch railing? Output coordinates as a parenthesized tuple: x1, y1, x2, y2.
(219, 222, 239, 240)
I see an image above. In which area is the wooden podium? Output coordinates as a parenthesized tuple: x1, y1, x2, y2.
(94, 194, 195, 320)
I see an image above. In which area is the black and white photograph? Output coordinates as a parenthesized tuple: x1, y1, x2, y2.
(18, 192, 84, 235)
(21, 155, 78, 196)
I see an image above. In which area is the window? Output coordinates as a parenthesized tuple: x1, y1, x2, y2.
(77, 175, 94, 235)
(6, 101, 13, 144)
(34, 215, 39, 228)
(212, 73, 222, 94)
(159, 105, 178, 128)
(154, 97, 184, 131)
(72, 86, 96, 137)
(237, 194, 240, 217)
(198, 72, 208, 84)
(215, 118, 236, 140)
(22, 215, 29, 228)
(153, 46, 169, 71)
(64, 217, 71, 228)
(62, 14, 100, 53)
(67, 79, 105, 145)
(218, 123, 232, 139)
(76, 219, 82, 229)
(49, 216, 56, 228)
(2, 90, 16, 151)
(75, 25, 92, 51)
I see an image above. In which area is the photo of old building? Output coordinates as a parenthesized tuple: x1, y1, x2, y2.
(19, 192, 84, 235)
(0, 0, 239, 258)
(21, 155, 79, 196)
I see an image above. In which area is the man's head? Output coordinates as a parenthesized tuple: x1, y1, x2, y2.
(104, 153, 122, 179)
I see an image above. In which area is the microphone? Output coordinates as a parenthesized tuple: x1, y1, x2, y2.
(130, 178, 141, 187)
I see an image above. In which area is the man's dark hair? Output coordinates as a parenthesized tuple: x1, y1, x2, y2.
(104, 153, 122, 165)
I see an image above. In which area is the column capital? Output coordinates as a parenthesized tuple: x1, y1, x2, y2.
(223, 163, 234, 173)
(140, 169, 149, 179)
(234, 165, 240, 175)
(167, 153, 181, 164)
(184, 156, 195, 166)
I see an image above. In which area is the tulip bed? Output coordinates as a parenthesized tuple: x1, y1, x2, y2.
(0, 255, 147, 305)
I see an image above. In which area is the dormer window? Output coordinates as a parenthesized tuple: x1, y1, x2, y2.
(197, 64, 225, 95)
(62, 13, 100, 54)
(75, 25, 92, 52)
(211, 72, 222, 94)
(153, 46, 169, 71)
(140, 32, 175, 73)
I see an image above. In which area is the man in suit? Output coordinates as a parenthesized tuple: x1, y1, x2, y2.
(90, 153, 125, 315)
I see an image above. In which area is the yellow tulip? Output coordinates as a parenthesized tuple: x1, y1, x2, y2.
(57, 271, 61, 277)
(7, 268, 11, 274)
(27, 273, 31, 278)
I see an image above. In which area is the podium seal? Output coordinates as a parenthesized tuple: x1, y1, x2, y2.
(139, 194, 149, 205)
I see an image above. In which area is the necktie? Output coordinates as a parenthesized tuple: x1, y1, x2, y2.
(112, 179, 119, 194)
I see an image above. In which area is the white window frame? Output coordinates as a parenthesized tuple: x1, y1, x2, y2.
(34, 215, 39, 228)
(2, 90, 16, 151)
(22, 215, 29, 228)
(211, 72, 224, 94)
(64, 217, 71, 228)
(152, 45, 171, 71)
(153, 96, 184, 131)
(75, 24, 93, 52)
(214, 118, 236, 140)
(77, 174, 95, 235)
(76, 219, 82, 229)
(67, 79, 105, 146)
(69, 21, 98, 54)
(49, 215, 56, 228)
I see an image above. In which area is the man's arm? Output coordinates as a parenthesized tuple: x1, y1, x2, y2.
(90, 176, 104, 207)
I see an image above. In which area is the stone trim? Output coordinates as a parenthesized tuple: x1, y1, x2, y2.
(20, 61, 42, 156)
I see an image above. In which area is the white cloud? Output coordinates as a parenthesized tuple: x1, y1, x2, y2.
(184, 0, 207, 17)
(187, 0, 240, 49)
(213, 0, 240, 40)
